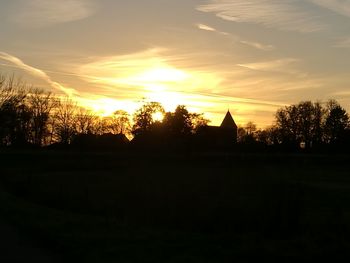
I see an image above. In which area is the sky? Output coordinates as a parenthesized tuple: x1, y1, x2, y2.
(1, 0, 350, 127)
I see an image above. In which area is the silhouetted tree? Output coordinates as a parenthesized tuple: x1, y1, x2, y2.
(275, 101, 327, 148)
(109, 110, 131, 135)
(275, 104, 299, 146)
(132, 102, 165, 136)
(163, 105, 208, 137)
(89, 117, 108, 135)
(264, 126, 281, 145)
(324, 99, 349, 144)
(237, 122, 258, 144)
(163, 105, 192, 136)
(75, 107, 97, 135)
(245, 121, 257, 136)
(53, 97, 78, 144)
(237, 126, 246, 143)
(255, 129, 269, 145)
(189, 112, 209, 133)
(26, 89, 58, 146)
(0, 75, 30, 146)
(312, 102, 325, 146)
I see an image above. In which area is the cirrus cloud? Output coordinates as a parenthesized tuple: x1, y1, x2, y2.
(13, 0, 97, 28)
(334, 37, 350, 48)
(196, 23, 274, 51)
(0, 51, 78, 96)
(309, 0, 350, 18)
(197, 0, 328, 33)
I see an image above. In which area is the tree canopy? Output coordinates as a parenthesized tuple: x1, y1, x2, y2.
(132, 102, 165, 136)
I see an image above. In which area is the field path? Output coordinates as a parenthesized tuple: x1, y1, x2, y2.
(0, 218, 62, 263)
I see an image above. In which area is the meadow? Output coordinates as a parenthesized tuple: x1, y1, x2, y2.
(1, 150, 350, 261)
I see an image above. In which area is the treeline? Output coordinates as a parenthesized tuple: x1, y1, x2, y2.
(1, 75, 350, 151)
(238, 100, 350, 151)
(0, 75, 208, 149)
(0, 76, 125, 147)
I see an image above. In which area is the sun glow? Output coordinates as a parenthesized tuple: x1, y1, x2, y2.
(75, 51, 282, 127)
(131, 67, 189, 83)
(152, 111, 165, 122)
(78, 50, 269, 125)
(78, 50, 224, 113)
(77, 97, 138, 117)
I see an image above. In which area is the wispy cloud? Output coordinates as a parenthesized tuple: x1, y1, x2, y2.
(197, 0, 327, 33)
(309, 0, 350, 18)
(196, 23, 216, 32)
(13, 0, 96, 28)
(333, 37, 350, 48)
(78, 48, 223, 97)
(0, 52, 77, 96)
(196, 23, 274, 51)
(0, 49, 320, 127)
(196, 23, 229, 36)
(239, 40, 275, 51)
(237, 58, 300, 72)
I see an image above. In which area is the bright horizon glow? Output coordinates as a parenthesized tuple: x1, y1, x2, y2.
(131, 67, 189, 83)
(75, 52, 240, 125)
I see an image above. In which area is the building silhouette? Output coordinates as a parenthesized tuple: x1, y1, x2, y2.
(219, 110, 238, 143)
(197, 110, 238, 148)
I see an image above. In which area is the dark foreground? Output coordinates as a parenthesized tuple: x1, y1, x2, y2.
(1, 150, 350, 262)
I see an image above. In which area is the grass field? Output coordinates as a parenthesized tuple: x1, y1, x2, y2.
(1, 149, 350, 261)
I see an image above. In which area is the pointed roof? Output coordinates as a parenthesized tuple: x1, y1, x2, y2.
(220, 110, 237, 129)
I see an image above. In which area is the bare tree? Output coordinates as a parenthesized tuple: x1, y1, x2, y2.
(237, 126, 246, 143)
(53, 97, 78, 144)
(245, 121, 257, 136)
(237, 122, 258, 143)
(0, 75, 30, 146)
(108, 110, 131, 135)
(90, 117, 110, 135)
(75, 107, 97, 135)
(26, 89, 58, 146)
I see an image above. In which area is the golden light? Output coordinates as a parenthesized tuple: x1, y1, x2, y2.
(78, 50, 227, 122)
(89, 98, 119, 116)
(77, 97, 138, 117)
(131, 67, 189, 83)
(152, 111, 164, 122)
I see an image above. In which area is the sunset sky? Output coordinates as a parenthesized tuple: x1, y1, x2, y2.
(1, 0, 350, 127)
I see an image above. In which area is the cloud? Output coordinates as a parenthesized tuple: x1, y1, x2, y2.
(237, 58, 300, 72)
(13, 0, 96, 28)
(77, 48, 290, 124)
(0, 52, 77, 96)
(196, 23, 216, 32)
(78, 48, 224, 97)
(196, 23, 231, 37)
(196, 23, 274, 51)
(239, 40, 275, 51)
(334, 37, 350, 48)
(309, 0, 350, 18)
(197, 0, 327, 33)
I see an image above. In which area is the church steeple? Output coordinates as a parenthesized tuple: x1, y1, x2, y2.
(220, 110, 237, 129)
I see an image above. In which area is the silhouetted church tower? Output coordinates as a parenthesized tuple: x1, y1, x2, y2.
(220, 110, 238, 143)
(196, 110, 238, 148)
(221, 110, 237, 129)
